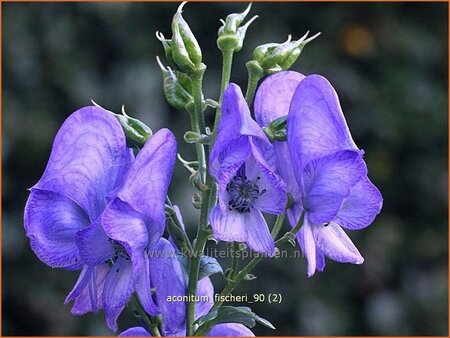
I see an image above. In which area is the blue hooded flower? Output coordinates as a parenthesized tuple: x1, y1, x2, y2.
(209, 84, 287, 256)
(24, 106, 177, 329)
(255, 72, 383, 277)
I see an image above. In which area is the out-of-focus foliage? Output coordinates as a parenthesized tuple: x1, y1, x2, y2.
(2, 2, 447, 336)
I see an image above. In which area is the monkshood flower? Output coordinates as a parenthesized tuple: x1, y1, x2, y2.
(255, 71, 382, 276)
(24, 106, 177, 330)
(209, 84, 287, 256)
(285, 74, 383, 277)
(120, 247, 254, 337)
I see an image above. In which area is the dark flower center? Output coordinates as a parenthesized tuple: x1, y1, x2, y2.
(226, 168, 266, 214)
(108, 238, 130, 262)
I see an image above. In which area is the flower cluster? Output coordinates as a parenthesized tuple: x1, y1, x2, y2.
(23, 3, 383, 336)
(211, 72, 383, 276)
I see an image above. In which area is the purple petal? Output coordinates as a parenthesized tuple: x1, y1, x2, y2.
(207, 323, 255, 336)
(196, 277, 214, 318)
(247, 139, 286, 215)
(287, 75, 359, 172)
(65, 264, 109, 315)
(254, 71, 305, 127)
(335, 176, 383, 230)
(316, 247, 326, 272)
(102, 198, 149, 258)
(245, 210, 275, 256)
(296, 219, 317, 277)
(115, 128, 176, 242)
(286, 200, 304, 228)
(32, 106, 133, 220)
(312, 222, 364, 264)
(210, 84, 269, 178)
(302, 150, 367, 224)
(76, 220, 114, 265)
(103, 257, 135, 331)
(148, 238, 186, 336)
(209, 205, 247, 243)
(136, 252, 159, 316)
(24, 189, 88, 269)
(273, 142, 298, 191)
(120, 327, 151, 336)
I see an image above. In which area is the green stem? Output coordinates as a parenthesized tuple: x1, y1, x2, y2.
(244, 63, 263, 105)
(211, 49, 234, 145)
(185, 228, 210, 336)
(270, 207, 287, 239)
(189, 65, 207, 183)
(130, 294, 161, 337)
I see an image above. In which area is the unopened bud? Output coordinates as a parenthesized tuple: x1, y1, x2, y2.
(217, 3, 258, 53)
(252, 31, 321, 74)
(157, 57, 193, 110)
(192, 192, 202, 209)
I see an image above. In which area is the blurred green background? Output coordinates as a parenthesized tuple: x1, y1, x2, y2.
(2, 2, 448, 336)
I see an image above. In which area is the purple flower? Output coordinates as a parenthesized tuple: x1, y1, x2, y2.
(255, 72, 382, 277)
(24, 106, 177, 329)
(120, 244, 254, 337)
(209, 84, 287, 256)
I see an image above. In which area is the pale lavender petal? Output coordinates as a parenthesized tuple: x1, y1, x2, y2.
(148, 238, 186, 336)
(65, 264, 109, 315)
(288, 75, 359, 172)
(296, 219, 317, 277)
(103, 257, 134, 331)
(316, 247, 326, 272)
(120, 327, 151, 336)
(136, 252, 159, 316)
(254, 71, 305, 127)
(196, 277, 214, 318)
(76, 220, 114, 265)
(209, 205, 247, 243)
(32, 106, 133, 220)
(335, 176, 383, 230)
(312, 222, 364, 264)
(24, 189, 88, 269)
(302, 150, 367, 224)
(245, 210, 275, 256)
(248, 140, 286, 215)
(210, 84, 269, 178)
(115, 128, 176, 241)
(273, 142, 298, 190)
(207, 323, 255, 336)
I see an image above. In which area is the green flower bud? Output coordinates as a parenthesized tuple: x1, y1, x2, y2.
(155, 31, 176, 69)
(170, 2, 202, 72)
(183, 131, 210, 145)
(263, 115, 287, 142)
(115, 106, 153, 147)
(253, 31, 321, 74)
(217, 3, 258, 53)
(157, 56, 194, 110)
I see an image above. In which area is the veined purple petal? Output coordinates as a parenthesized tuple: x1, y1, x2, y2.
(76, 220, 114, 266)
(248, 139, 286, 215)
(316, 247, 326, 272)
(196, 277, 214, 318)
(65, 264, 109, 315)
(335, 176, 383, 230)
(245, 210, 275, 256)
(254, 71, 305, 127)
(136, 252, 159, 316)
(273, 142, 298, 191)
(209, 205, 247, 243)
(32, 106, 133, 221)
(210, 84, 269, 178)
(120, 327, 151, 336)
(302, 150, 367, 224)
(115, 128, 176, 242)
(296, 219, 317, 277)
(287, 200, 304, 228)
(148, 238, 186, 336)
(312, 222, 364, 264)
(288, 75, 359, 172)
(207, 323, 255, 336)
(103, 257, 135, 331)
(24, 189, 88, 269)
